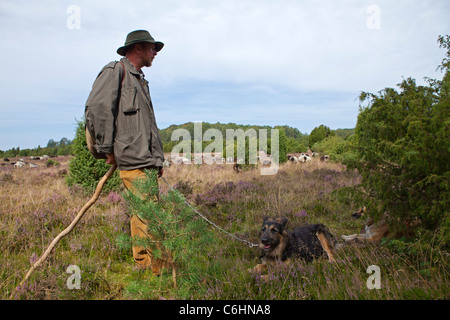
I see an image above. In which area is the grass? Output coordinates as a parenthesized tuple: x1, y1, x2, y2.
(0, 156, 448, 300)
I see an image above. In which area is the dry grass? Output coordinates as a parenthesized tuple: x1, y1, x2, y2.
(0, 156, 448, 300)
(1, 157, 129, 299)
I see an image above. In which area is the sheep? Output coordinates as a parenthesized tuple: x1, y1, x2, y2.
(14, 161, 27, 168)
(163, 159, 171, 168)
(173, 156, 190, 165)
(298, 155, 311, 163)
(287, 155, 298, 163)
(262, 159, 272, 167)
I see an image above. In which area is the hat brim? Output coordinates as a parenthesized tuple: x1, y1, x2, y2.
(117, 40, 164, 56)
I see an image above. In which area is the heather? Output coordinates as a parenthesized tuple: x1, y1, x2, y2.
(1, 157, 448, 300)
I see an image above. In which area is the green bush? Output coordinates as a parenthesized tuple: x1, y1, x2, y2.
(312, 134, 358, 165)
(66, 120, 121, 194)
(45, 159, 60, 167)
(117, 170, 217, 299)
(351, 35, 450, 248)
(309, 124, 334, 147)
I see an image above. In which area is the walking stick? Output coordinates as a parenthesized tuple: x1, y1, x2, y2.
(12, 164, 117, 297)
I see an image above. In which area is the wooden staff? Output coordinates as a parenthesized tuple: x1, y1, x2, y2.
(12, 164, 117, 297)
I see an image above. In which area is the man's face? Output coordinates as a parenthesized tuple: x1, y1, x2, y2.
(139, 43, 157, 67)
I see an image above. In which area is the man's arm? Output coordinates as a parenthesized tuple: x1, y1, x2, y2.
(85, 63, 122, 156)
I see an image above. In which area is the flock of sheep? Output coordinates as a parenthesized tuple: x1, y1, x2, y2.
(287, 152, 330, 163)
(2, 155, 51, 168)
(165, 150, 330, 170)
(3, 151, 330, 170)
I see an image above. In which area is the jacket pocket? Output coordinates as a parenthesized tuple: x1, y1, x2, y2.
(119, 86, 140, 137)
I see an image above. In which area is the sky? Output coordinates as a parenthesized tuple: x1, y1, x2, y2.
(0, 0, 449, 150)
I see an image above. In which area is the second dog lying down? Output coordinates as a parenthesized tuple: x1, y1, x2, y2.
(340, 207, 390, 244)
(253, 217, 336, 273)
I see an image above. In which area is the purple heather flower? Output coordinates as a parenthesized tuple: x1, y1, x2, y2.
(108, 191, 122, 204)
(296, 210, 308, 217)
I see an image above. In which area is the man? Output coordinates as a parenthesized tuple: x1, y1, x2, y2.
(85, 30, 166, 274)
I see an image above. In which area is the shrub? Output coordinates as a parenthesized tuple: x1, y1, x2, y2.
(309, 124, 334, 147)
(312, 135, 358, 165)
(352, 35, 450, 248)
(45, 159, 60, 167)
(66, 120, 121, 194)
(117, 170, 217, 299)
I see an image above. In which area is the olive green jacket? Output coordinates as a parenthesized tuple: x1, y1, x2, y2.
(85, 58, 164, 170)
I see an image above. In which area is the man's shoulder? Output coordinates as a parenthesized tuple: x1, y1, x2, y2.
(95, 60, 124, 79)
(100, 60, 121, 72)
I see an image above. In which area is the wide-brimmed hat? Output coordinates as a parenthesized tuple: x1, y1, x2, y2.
(117, 30, 164, 56)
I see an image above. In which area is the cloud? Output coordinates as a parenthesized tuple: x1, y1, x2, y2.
(0, 0, 449, 150)
(152, 0, 448, 91)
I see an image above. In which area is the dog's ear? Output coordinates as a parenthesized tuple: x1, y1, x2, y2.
(275, 217, 288, 230)
(352, 207, 366, 219)
(263, 217, 273, 223)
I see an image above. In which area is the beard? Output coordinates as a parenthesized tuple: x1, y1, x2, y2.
(143, 57, 154, 67)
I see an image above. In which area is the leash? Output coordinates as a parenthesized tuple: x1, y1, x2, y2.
(160, 176, 259, 248)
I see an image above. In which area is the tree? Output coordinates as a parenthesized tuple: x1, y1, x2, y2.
(312, 134, 358, 165)
(117, 170, 217, 298)
(309, 125, 333, 147)
(47, 139, 57, 148)
(277, 129, 288, 164)
(66, 120, 121, 193)
(59, 137, 69, 147)
(353, 36, 450, 247)
(19, 149, 30, 157)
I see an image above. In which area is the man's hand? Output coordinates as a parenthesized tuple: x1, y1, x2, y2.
(106, 153, 116, 165)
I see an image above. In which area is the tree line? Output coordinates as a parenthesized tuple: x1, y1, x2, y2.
(0, 123, 354, 161)
(0, 138, 74, 158)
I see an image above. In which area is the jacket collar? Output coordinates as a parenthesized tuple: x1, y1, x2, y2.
(120, 57, 141, 76)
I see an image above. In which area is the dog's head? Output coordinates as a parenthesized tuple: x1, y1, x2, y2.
(259, 217, 288, 252)
(351, 206, 366, 219)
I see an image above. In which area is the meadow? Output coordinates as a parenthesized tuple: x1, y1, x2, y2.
(0, 156, 448, 300)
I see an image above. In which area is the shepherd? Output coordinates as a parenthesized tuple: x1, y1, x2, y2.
(85, 30, 167, 274)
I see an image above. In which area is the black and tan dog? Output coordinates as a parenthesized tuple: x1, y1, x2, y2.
(253, 217, 336, 273)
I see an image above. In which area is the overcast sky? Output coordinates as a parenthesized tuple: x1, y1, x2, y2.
(0, 0, 448, 150)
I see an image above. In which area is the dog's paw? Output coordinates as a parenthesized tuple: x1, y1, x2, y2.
(252, 263, 267, 273)
(260, 274, 270, 282)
